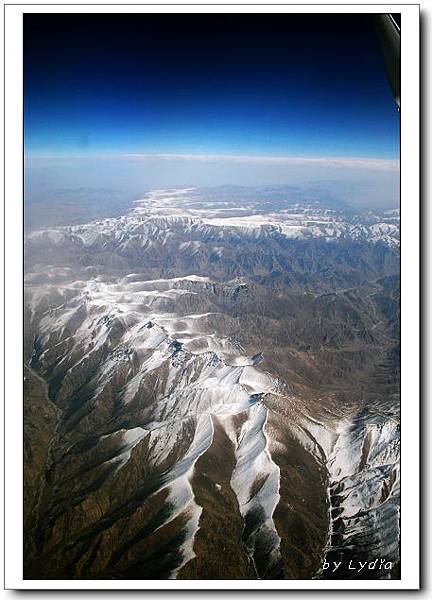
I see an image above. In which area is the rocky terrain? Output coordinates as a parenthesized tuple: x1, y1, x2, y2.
(24, 187, 400, 580)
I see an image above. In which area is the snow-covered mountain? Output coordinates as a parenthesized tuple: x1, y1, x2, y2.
(24, 188, 400, 580)
(27, 187, 400, 254)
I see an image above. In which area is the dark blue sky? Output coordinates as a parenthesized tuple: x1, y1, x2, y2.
(24, 13, 400, 158)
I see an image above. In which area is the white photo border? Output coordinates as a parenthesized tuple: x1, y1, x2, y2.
(4, 2, 420, 591)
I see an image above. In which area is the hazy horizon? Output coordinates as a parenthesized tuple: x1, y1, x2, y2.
(25, 152, 400, 229)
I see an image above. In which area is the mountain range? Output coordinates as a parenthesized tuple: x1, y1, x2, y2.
(24, 187, 400, 580)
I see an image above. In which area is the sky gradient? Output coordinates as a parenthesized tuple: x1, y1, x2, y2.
(24, 13, 400, 159)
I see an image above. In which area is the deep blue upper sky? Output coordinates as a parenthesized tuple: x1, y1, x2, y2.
(24, 13, 400, 158)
